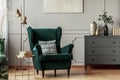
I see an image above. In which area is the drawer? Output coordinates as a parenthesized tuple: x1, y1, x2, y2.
(86, 47, 120, 56)
(86, 56, 119, 64)
(85, 37, 120, 46)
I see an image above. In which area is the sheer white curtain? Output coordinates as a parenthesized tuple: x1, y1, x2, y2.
(0, 0, 8, 57)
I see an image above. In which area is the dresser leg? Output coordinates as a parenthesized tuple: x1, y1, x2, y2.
(117, 65, 120, 69)
(85, 65, 88, 70)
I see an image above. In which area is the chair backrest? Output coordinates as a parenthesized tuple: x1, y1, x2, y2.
(27, 26, 62, 53)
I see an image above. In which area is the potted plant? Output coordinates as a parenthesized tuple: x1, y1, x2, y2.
(98, 11, 114, 36)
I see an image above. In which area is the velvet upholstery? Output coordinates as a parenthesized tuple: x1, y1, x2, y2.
(27, 26, 74, 77)
(0, 57, 8, 79)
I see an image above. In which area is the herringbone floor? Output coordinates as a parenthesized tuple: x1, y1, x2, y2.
(9, 66, 120, 80)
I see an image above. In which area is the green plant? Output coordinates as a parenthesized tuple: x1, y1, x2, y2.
(98, 11, 114, 25)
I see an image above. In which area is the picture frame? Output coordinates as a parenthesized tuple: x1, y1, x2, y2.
(43, 0, 84, 13)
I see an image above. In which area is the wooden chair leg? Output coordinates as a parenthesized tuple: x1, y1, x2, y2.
(36, 70, 39, 75)
(54, 70, 56, 77)
(67, 69, 70, 77)
(42, 70, 44, 78)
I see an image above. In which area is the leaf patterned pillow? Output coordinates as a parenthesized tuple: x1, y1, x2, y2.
(38, 40, 57, 55)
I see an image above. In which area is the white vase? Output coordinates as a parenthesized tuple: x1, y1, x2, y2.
(90, 21, 97, 35)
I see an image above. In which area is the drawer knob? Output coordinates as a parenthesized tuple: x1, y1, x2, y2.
(91, 41, 95, 44)
(92, 59, 94, 61)
(113, 50, 116, 53)
(91, 50, 95, 53)
(113, 41, 116, 44)
(113, 59, 116, 61)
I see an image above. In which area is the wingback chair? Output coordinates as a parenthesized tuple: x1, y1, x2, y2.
(27, 26, 74, 77)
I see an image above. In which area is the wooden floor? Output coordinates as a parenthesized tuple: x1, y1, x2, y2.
(9, 66, 120, 80)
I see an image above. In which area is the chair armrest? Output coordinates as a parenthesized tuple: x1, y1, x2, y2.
(32, 44, 42, 70)
(33, 44, 42, 55)
(61, 44, 74, 53)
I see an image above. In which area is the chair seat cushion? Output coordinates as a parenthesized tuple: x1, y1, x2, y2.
(39, 53, 72, 61)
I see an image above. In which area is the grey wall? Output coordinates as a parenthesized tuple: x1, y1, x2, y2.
(8, 0, 120, 66)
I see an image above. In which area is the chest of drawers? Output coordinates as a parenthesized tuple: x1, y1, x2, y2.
(85, 36, 120, 69)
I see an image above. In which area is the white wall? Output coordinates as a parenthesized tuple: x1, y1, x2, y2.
(8, 0, 120, 66)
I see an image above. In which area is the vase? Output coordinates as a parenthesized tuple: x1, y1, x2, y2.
(104, 25, 108, 36)
(95, 27, 101, 36)
(90, 21, 97, 35)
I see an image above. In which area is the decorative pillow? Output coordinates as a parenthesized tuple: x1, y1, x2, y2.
(38, 40, 57, 55)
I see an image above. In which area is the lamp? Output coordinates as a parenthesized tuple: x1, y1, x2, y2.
(16, 0, 27, 51)
(15, 0, 27, 71)
(16, 9, 21, 17)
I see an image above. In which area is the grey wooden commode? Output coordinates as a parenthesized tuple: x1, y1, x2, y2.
(85, 36, 120, 69)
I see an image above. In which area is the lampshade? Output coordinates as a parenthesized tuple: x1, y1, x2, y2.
(16, 9, 21, 17)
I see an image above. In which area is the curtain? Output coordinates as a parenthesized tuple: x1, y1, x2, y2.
(0, 0, 8, 58)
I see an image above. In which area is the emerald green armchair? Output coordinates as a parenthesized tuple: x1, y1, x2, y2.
(27, 26, 74, 77)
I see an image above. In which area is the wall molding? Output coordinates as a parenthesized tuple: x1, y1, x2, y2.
(9, 28, 90, 35)
(9, 28, 89, 66)
(63, 28, 89, 34)
(72, 36, 84, 63)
